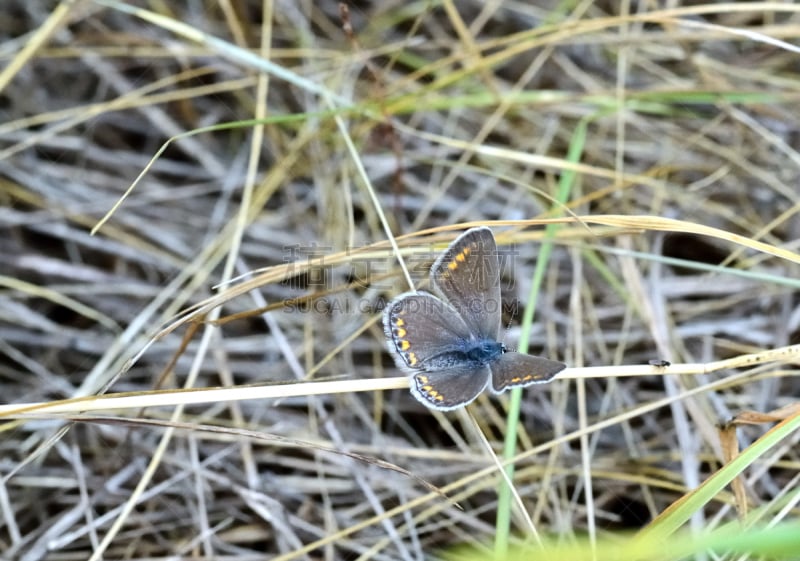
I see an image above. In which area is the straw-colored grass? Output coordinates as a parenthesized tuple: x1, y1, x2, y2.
(2, 2, 800, 560)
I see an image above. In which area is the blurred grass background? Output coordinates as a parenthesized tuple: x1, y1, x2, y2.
(2, 2, 800, 560)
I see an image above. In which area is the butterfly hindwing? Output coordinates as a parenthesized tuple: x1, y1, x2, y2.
(410, 365, 491, 410)
(488, 351, 566, 394)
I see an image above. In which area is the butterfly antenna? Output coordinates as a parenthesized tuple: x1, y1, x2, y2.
(501, 301, 515, 351)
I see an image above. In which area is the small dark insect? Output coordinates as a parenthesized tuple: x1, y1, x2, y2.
(648, 359, 670, 367)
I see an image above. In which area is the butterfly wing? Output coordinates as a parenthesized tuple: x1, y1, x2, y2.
(383, 291, 473, 373)
(410, 365, 490, 410)
(429, 227, 501, 341)
(489, 351, 566, 394)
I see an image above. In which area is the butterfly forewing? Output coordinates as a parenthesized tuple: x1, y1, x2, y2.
(430, 227, 502, 341)
(383, 292, 473, 372)
(488, 352, 566, 394)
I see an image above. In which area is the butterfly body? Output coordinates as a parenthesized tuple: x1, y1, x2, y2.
(421, 337, 504, 370)
(383, 227, 566, 410)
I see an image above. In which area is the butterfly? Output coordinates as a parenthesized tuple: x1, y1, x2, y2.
(383, 227, 566, 410)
